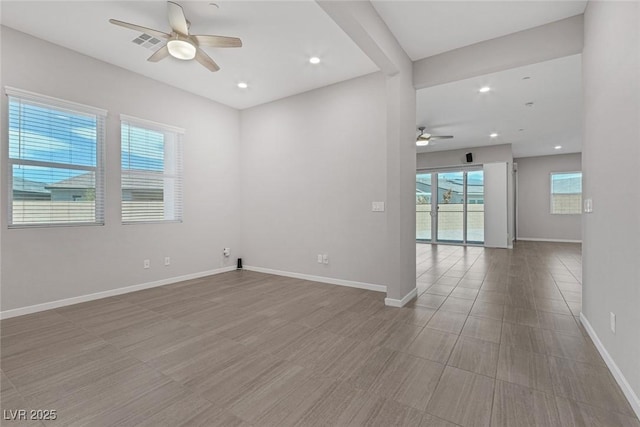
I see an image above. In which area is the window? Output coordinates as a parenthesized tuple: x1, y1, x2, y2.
(120, 115, 183, 223)
(551, 172, 582, 214)
(7, 87, 106, 227)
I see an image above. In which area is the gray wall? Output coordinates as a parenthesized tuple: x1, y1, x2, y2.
(582, 1, 640, 410)
(1, 27, 241, 311)
(515, 153, 582, 241)
(582, 1, 640, 406)
(240, 72, 390, 288)
(417, 144, 515, 245)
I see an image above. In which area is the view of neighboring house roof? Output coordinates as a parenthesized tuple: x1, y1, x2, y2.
(416, 178, 484, 196)
(416, 181, 431, 194)
(44, 171, 163, 190)
(44, 172, 95, 190)
(12, 177, 50, 194)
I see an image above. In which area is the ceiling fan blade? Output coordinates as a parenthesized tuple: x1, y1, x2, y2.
(109, 19, 170, 39)
(430, 135, 454, 140)
(147, 45, 169, 62)
(167, 1, 189, 35)
(192, 35, 242, 48)
(194, 47, 220, 72)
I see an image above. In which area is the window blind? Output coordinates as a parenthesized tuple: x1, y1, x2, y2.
(551, 172, 582, 214)
(120, 114, 184, 224)
(6, 87, 106, 227)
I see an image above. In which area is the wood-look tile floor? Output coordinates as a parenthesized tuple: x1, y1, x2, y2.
(1, 241, 638, 426)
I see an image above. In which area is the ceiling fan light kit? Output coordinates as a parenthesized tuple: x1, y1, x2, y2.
(167, 38, 196, 60)
(416, 126, 454, 146)
(109, 1, 242, 72)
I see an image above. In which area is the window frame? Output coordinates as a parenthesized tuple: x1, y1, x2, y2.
(119, 114, 184, 225)
(5, 87, 107, 228)
(550, 171, 582, 215)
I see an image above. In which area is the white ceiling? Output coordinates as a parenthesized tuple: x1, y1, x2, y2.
(0, 1, 378, 110)
(2, 1, 584, 158)
(372, 1, 587, 61)
(416, 54, 582, 158)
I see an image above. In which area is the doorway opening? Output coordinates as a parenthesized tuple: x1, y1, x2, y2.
(416, 168, 484, 245)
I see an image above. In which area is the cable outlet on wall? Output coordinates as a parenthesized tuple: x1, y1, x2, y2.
(322, 254, 329, 264)
(143, 259, 150, 269)
(223, 248, 230, 257)
(610, 312, 616, 334)
(164, 257, 170, 266)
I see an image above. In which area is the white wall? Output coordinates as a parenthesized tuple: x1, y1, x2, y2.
(417, 144, 515, 245)
(319, 0, 417, 302)
(582, 0, 640, 412)
(0, 27, 241, 312)
(239, 72, 390, 288)
(417, 143, 512, 169)
(515, 153, 582, 242)
(483, 162, 509, 248)
(413, 15, 583, 89)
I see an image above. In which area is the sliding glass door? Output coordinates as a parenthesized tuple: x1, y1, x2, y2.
(437, 172, 465, 243)
(416, 173, 432, 241)
(416, 169, 484, 245)
(466, 170, 485, 244)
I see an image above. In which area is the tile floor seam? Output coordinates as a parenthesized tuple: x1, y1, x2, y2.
(421, 306, 474, 423)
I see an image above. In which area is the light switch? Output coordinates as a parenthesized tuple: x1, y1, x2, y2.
(584, 198, 593, 213)
(372, 201, 385, 212)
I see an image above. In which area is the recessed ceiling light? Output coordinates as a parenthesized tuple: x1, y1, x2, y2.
(309, 57, 321, 64)
(479, 86, 491, 93)
(237, 82, 248, 89)
(490, 133, 498, 138)
(554, 145, 562, 150)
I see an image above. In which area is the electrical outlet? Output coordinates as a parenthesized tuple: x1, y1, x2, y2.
(317, 254, 323, 263)
(610, 312, 616, 334)
(323, 254, 329, 264)
(143, 259, 150, 269)
(223, 248, 230, 257)
(164, 257, 170, 266)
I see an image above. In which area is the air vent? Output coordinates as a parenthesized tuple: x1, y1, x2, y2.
(131, 33, 163, 50)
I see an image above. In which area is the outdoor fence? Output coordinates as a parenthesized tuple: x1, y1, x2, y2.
(417, 203, 485, 242)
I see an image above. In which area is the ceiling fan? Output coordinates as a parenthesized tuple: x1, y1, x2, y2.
(416, 126, 454, 146)
(109, 1, 242, 72)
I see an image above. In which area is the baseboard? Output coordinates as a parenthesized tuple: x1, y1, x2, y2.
(0, 266, 237, 320)
(243, 265, 386, 293)
(517, 237, 582, 243)
(580, 313, 640, 419)
(385, 288, 418, 308)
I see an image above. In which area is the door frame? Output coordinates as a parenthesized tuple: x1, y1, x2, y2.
(416, 166, 484, 246)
